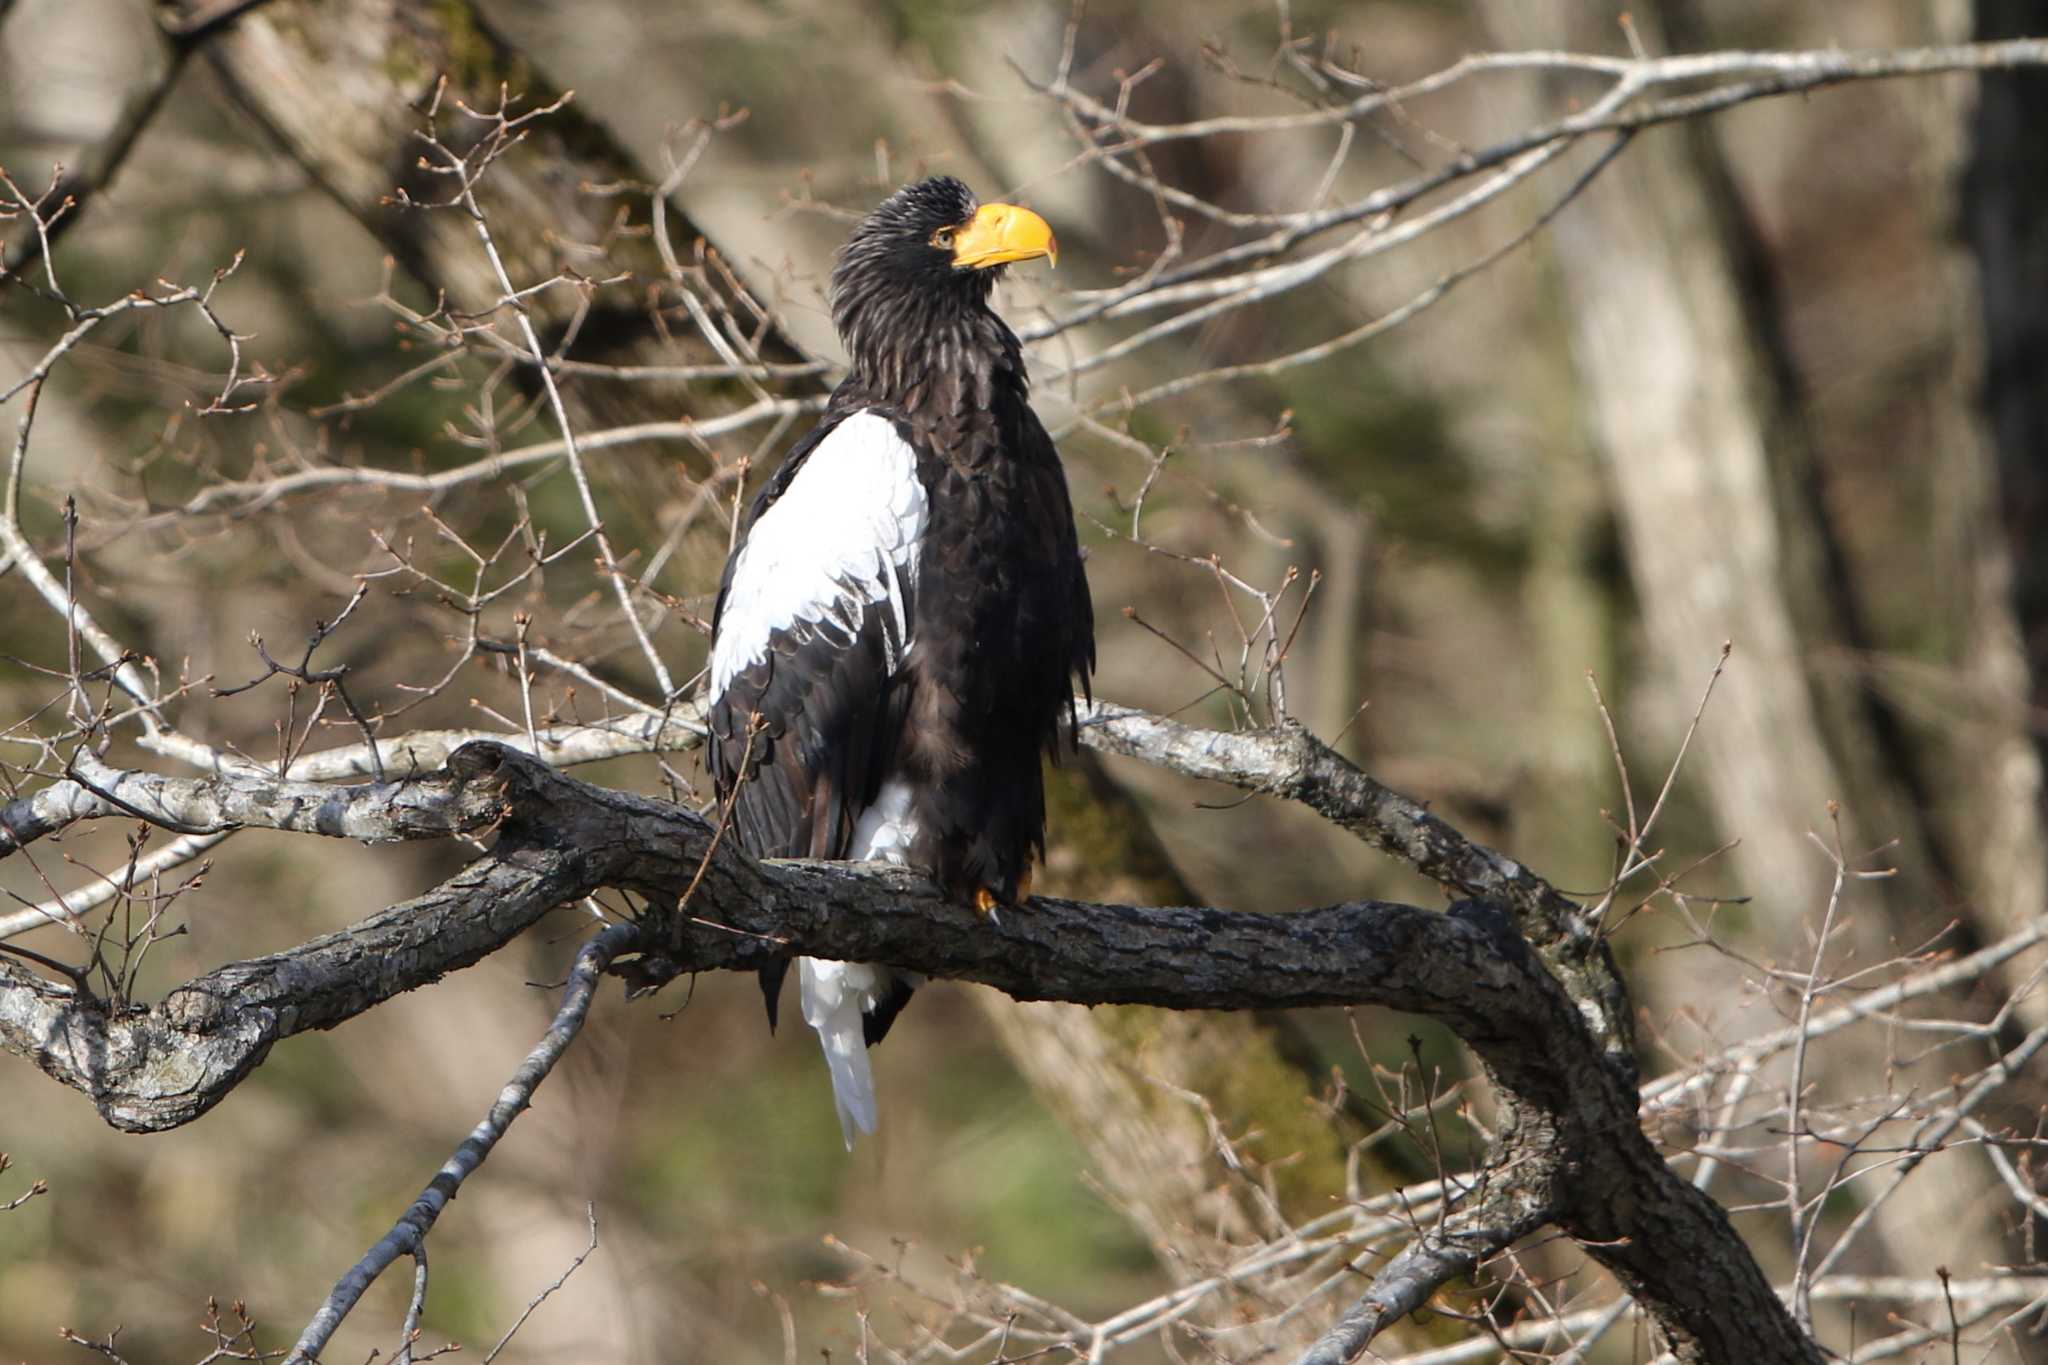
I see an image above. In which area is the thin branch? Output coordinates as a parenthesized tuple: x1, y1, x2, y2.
(1291, 1200, 1542, 1365)
(284, 920, 639, 1364)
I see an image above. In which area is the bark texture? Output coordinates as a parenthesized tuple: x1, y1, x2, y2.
(0, 709, 1825, 1363)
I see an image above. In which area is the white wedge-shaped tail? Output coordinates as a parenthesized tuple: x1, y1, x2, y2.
(795, 781, 921, 1146)
(799, 958, 887, 1148)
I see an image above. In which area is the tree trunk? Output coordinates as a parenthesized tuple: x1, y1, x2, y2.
(1488, 0, 2026, 1319)
(1962, 0, 2048, 955)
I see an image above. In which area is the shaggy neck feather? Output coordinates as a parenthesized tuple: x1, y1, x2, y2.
(832, 258, 1026, 419)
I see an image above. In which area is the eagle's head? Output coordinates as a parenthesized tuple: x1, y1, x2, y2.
(830, 176, 1055, 404)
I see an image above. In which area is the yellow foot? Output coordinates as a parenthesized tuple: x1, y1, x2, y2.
(975, 869, 1033, 922)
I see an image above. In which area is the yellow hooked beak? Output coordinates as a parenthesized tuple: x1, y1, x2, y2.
(950, 202, 1057, 270)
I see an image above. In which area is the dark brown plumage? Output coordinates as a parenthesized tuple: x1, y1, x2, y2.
(703, 177, 1092, 1141)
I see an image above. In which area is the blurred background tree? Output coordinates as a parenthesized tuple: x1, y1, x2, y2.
(2, 1, 2045, 1361)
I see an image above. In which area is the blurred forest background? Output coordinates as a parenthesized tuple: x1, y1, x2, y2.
(2, 0, 2045, 1360)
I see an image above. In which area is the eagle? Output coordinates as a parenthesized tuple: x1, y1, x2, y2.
(705, 176, 1095, 1145)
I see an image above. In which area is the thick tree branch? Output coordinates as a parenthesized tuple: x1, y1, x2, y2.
(1076, 702, 1635, 1074)
(0, 710, 708, 940)
(1077, 703, 1548, 907)
(0, 742, 1563, 1131)
(3, 749, 502, 852)
(0, 725, 1822, 1360)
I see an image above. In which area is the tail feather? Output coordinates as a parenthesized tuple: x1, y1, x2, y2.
(758, 958, 791, 1032)
(799, 958, 884, 1148)
(862, 972, 919, 1046)
(792, 781, 925, 1145)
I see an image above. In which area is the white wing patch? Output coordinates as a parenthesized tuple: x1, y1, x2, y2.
(710, 411, 927, 699)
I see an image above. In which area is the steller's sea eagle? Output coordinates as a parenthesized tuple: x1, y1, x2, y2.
(706, 176, 1095, 1145)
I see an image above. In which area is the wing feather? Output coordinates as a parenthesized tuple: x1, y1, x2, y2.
(707, 409, 927, 868)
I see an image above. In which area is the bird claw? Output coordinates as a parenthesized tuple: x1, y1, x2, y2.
(972, 868, 1033, 923)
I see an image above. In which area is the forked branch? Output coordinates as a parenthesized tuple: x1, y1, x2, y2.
(0, 715, 1821, 1362)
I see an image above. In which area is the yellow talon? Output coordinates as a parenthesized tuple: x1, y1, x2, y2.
(975, 868, 1032, 920)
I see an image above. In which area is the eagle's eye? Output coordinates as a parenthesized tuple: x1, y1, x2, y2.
(930, 226, 956, 250)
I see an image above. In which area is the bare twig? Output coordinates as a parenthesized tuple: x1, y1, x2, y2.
(284, 920, 640, 1363)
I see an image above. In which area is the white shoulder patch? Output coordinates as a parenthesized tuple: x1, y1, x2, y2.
(710, 412, 927, 699)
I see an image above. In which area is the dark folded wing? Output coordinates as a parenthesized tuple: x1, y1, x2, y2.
(1018, 403, 1096, 736)
(706, 408, 926, 866)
